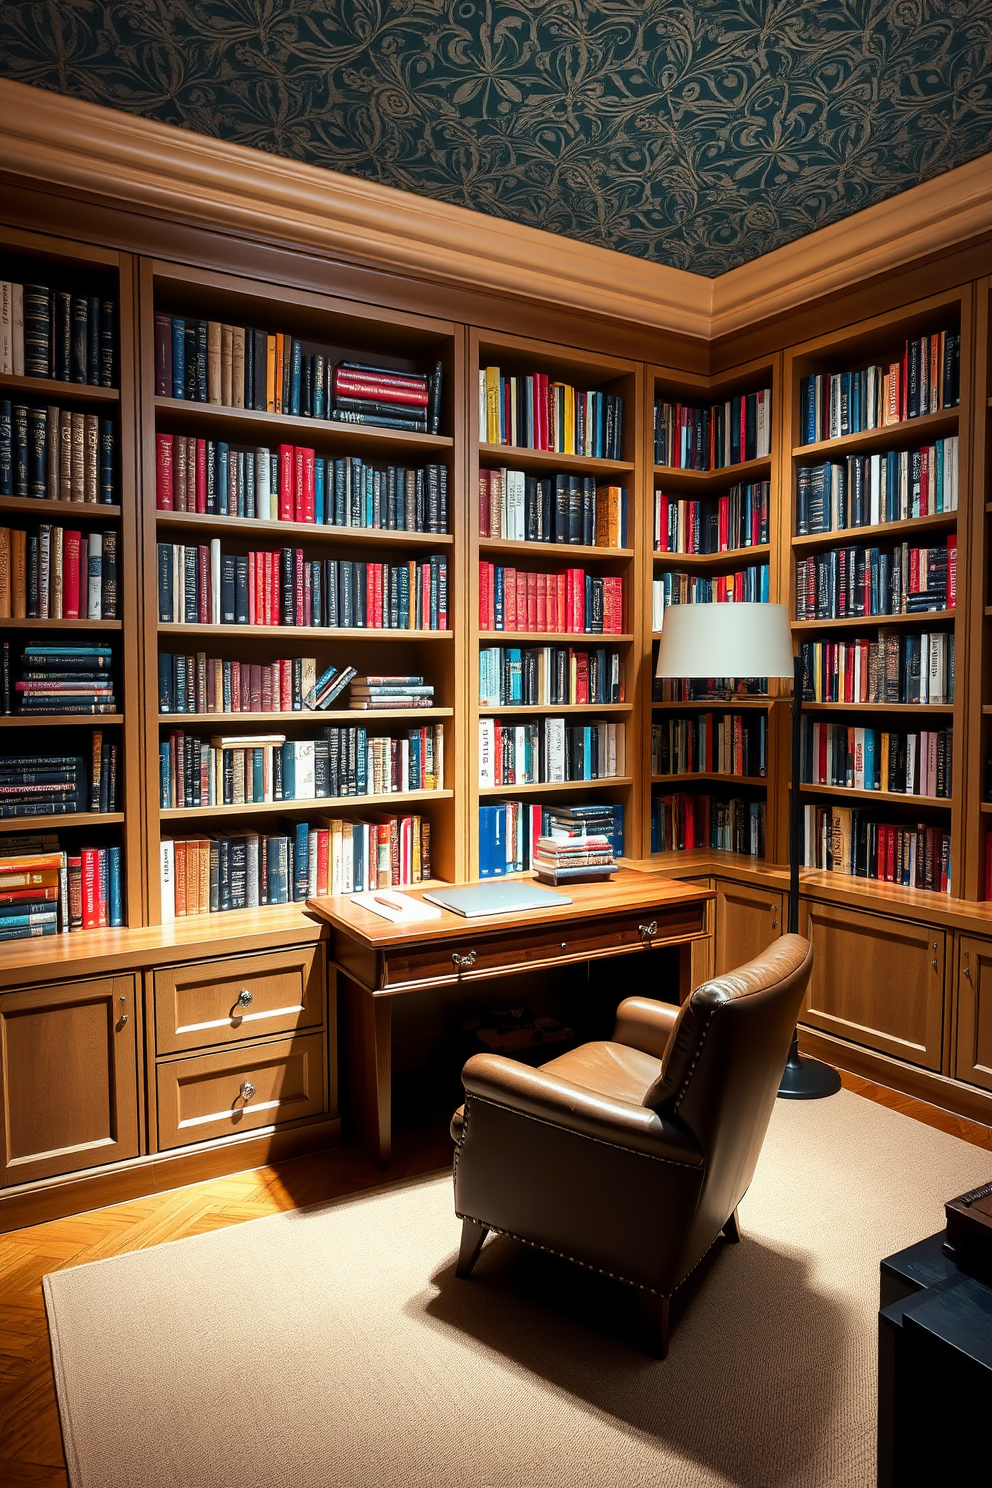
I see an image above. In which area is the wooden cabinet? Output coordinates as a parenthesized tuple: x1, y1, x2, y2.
(153, 946, 324, 1055)
(802, 902, 944, 1069)
(714, 881, 783, 976)
(955, 937, 992, 1091)
(0, 976, 139, 1186)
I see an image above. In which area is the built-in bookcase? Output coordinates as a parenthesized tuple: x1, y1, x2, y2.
(137, 259, 467, 922)
(644, 354, 788, 872)
(0, 225, 142, 929)
(782, 287, 973, 900)
(969, 276, 992, 901)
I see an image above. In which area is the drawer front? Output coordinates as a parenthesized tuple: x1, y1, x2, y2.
(154, 946, 324, 1055)
(156, 1032, 326, 1151)
(381, 902, 706, 988)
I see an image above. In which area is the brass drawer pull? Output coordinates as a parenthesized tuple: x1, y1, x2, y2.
(236, 988, 253, 1007)
(639, 920, 658, 939)
(240, 1081, 255, 1102)
(451, 950, 477, 969)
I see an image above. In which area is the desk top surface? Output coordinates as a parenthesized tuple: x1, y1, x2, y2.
(307, 868, 713, 950)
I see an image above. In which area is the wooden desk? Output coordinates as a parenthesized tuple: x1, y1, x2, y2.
(307, 869, 713, 1166)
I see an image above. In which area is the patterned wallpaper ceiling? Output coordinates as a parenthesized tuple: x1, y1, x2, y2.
(2, 1, 991, 277)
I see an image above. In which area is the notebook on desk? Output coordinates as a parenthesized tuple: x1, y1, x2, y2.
(422, 882, 572, 918)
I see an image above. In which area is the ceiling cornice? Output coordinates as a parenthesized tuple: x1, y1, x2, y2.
(1, 79, 989, 345)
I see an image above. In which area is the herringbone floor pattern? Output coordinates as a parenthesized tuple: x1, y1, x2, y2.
(1, 1081, 988, 1486)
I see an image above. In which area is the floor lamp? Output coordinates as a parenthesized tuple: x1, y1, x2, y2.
(654, 602, 841, 1100)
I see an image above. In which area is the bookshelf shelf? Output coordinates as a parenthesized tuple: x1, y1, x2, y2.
(653, 544, 770, 568)
(793, 612, 954, 633)
(652, 773, 767, 787)
(154, 396, 454, 454)
(478, 776, 632, 798)
(799, 782, 950, 807)
(0, 373, 119, 403)
(803, 701, 953, 714)
(652, 456, 771, 488)
(478, 537, 633, 561)
(480, 631, 634, 645)
(159, 709, 454, 724)
(791, 511, 958, 552)
(0, 811, 124, 834)
(0, 617, 122, 631)
(4, 714, 124, 726)
(159, 623, 453, 641)
(477, 703, 632, 715)
(160, 789, 453, 819)
(0, 497, 121, 519)
(791, 408, 958, 460)
(651, 697, 773, 710)
(154, 510, 453, 548)
(479, 444, 633, 476)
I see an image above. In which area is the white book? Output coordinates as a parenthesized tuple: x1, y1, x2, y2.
(11, 282, 24, 377)
(950, 435, 959, 510)
(869, 454, 881, 526)
(330, 819, 343, 896)
(292, 739, 316, 800)
(0, 281, 11, 374)
(867, 365, 879, 428)
(479, 370, 487, 436)
(508, 469, 526, 541)
(160, 839, 175, 922)
(905, 734, 917, 794)
(172, 544, 181, 625)
(899, 452, 909, 519)
(930, 635, 944, 705)
(478, 718, 495, 787)
(755, 389, 769, 458)
(245, 834, 260, 906)
(513, 724, 526, 782)
(210, 538, 221, 625)
(853, 727, 865, 791)
(544, 716, 566, 782)
(256, 447, 271, 520)
(342, 821, 354, 894)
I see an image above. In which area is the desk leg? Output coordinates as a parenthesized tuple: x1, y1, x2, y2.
(678, 943, 694, 1004)
(341, 976, 392, 1168)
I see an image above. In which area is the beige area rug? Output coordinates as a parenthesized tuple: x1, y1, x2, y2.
(44, 1089, 989, 1488)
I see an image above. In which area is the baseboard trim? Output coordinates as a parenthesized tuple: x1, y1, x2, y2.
(797, 1027, 992, 1128)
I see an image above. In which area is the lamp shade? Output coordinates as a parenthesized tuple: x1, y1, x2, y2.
(654, 603, 794, 679)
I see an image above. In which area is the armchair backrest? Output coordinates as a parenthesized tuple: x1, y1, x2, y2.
(644, 934, 813, 1252)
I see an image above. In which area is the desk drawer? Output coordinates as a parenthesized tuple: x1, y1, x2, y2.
(381, 902, 706, 989)
(156, 1031, 326, 1150)
(154, 947, 324, 1055)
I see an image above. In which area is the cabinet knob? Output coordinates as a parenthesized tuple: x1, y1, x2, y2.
(241, 1081, 255, 1102)
(964, 951, 971, 981)
(236, 988, 253, 1007)
(639, 920, 658, 939)
(451, 949, 477, 969)
(116, 994, 128, 1029)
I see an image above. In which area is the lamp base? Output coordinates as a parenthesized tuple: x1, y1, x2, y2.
(777, 1035, 842, 1100)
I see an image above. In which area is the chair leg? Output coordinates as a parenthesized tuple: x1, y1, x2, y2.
(722, 1208, 742, 1244)
(455, 1217, 490, 1278)
(641, 1292, 670, 1359)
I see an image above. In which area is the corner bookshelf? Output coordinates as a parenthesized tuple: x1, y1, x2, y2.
(136, 259, 466, 923)
(467, 329, 642, 873)
(782, 287, 973, 902)
(643, 353, 789, 873)
(970, 275, 991, 902)
(0, 225, 142, 930)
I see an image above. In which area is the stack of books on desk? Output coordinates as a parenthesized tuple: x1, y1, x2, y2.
(348, 675, 435, 710)
(532, 833, 617, 885)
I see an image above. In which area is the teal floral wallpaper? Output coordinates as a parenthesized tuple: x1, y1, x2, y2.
(2, 1, 991, 275)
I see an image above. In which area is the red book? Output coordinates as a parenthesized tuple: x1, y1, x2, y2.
(504, 567, 516, 631)
(334, 366, 426, 392)
(479, 562, 492, 630)
(301, 447, 315, 523)
(526, 573, 537, 631)
(422, 563, 431, 632)
(248, 552, 257, 624)
(278, 445, 295, 522)
(172, 435, 187, 512)
(294, 549, 305, 626)
(260, 664, 272, 711)
(555, 572, 566, 632)
(901, 349, 908, 421)
(198, 545, 209, 624)
(262, 551, 272, 627)
(333, 374, 428, 407)
(479, 471, 490, 537)
(315, 830, 329, 896)
(279, 659, 291, 710)
(229, 660, 241, 711)
(63, 530, 81, 618)
(575, 649, 589, 704)
(81, 848, 99, 929)
(294, 446, 306, 522)
(303, 561, 312, 626)
(195, 439, 207, 514)
(919, 446, 930, 515)
(948, 541, 957, 607)
(536, 573, 547, 631)
(156, 434, 174, 510)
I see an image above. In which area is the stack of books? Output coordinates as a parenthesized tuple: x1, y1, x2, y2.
(331, 361, 441, 434)
(0, 843, 63, 940)
(533, 833, 616, 885)
(349, 675, 434, 710)
(12, 645, 116, 715)
(0, 750, 88, 818)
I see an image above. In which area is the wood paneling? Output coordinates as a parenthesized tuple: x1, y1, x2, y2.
(714, 881, 784, 976)
(0, 978, 139, 1187)
(153, 946, 324, 1055)
(801, 902, 945, 1069)
(955, 936, 992, 1091)
(155, 1031, 326, 1150)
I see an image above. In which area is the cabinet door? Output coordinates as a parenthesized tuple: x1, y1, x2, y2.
(714, 881, 783, 976)
(955, 937, 992, 1091)
(0, 976, 139, 1186)
(802, 903, 944, 1069)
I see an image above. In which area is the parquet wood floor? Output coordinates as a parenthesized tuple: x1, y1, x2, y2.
(1, 1086, 988, 1484)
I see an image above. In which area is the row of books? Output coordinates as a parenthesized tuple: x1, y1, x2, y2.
(795, 438, 958, 535)
(651, 567, 770, 629)
(4, 644, 117, 716)
(157, 543, 449, 630)
(654, 482, 770, 554)
(479, 367, 624, 458)
(479, 646, 624, 707)
(1, 402, 115, 503)
(652, 678, 768, 702)
(160, 812, 433, 917)
(158, 653, 434, 715)
(801, 721, 952, 797)
(799, 330, 960, 444)
(651, 713, 767, 779)
(0, 525, 118, 620)
(155, 438, 449, 532)
(478, 468, 627, 547)
(478, 717, 625, 787)
(1, 282, 115, 387)
(794, 542, 955, 620)
(478, 800, 625, 877)
(0, 736, 118, 818)
(802, 806, 950, 893)
(479, 564, 624, 634)
(159, 723, 444, 808)
(650, 793, 766, 857)
(800, 632, 954, 705)
(0, 839, 123, 936)
(154, 318, 443, 433)
(653, 390, 772, 469)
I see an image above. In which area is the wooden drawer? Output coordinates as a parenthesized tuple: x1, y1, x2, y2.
(154, 946, 324, 1055)
(381, 901, 707, 990)
(156, 1032, 326, 1151)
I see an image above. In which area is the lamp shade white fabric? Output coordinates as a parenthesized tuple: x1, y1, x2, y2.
(654, 603, 794, 679)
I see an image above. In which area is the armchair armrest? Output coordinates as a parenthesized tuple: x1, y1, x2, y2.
(613, 996, 682, 1060)
(461, 1053, 703, 1167)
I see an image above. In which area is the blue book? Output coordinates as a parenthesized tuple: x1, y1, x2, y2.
(492, 804, 506, 877)
(408, 731, 421, 791)
(289, 338, 303, 417)
(314, 458, 326, 525)
(292, 821, 309, 900)
(170, 318, 185, 398)
(0, 910, 58, 928)
(253, 749, 264, 802)
(864, 729, 877, 792)
(760, 566, 770, 601)
(159, 743, 170, 807)
(493, 568, 505, 630)
(108, 846, 123, 926)
(281, 742, 295, 801)
(356, 727, 368, 795)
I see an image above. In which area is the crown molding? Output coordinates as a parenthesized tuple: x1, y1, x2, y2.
(1, 79, 990, 347)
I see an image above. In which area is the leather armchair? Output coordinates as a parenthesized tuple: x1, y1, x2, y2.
(450, 933, 814, 1356)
